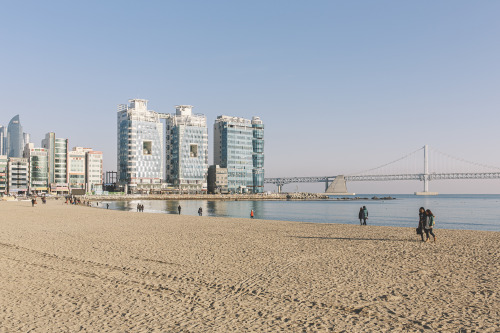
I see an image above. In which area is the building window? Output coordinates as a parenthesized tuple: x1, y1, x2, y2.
(190, 144, 198, 158)
(143, 141, 152, 155)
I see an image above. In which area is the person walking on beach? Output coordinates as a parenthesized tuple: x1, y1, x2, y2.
(358, 207, 364, 225)
(137, 203, 140, 212)
(424, 209, 436, 242)
(417, 207, 426, 241)
(250, 210, 254, 219)
(198, 207, 202, 216)
(362, 206, 368, 225)
(178, 205, 181, 214)
(31, 198, 36, 207)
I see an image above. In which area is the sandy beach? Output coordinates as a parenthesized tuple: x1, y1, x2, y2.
(0, 200, 498, 332)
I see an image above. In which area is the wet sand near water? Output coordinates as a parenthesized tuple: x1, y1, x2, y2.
(0, 200, 498, 332)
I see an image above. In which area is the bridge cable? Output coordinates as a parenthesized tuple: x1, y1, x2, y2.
(348, 146, 424, 176)
(429, 147, 500, 172)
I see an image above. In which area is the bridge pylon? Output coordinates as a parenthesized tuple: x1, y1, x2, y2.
(415, 144, 438, 195)
(325, 175, 355, 195)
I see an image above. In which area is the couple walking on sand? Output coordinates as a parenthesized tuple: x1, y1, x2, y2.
(417, 207, 436, 242)
(358, 206, 368, 225)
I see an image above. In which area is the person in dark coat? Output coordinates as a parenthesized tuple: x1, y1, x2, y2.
(178, 205, 181, 214)
(198, 207, 202, 216)
(362, 206, 368, 225)
(418, 207, 426, 241)
(424, 209, 436, 242)
(358, 207, 364, 225)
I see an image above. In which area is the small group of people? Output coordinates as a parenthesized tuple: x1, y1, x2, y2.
(358, 206, 368, 225)
(137, 204, 145, 212)
(418, 207, 436, 242)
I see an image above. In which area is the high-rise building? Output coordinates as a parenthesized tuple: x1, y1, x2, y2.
(7, 115, 23, 158)
(213, 115, 264, 193)
(42, 132, 69, 194)
(0, 155, 7, 194)
(68, 147, 86, 193)
(7, 157, 29, 195)
(213, 115, 254, 193)
(0, 126, 6, 156)
(165, 105, 208, 192)
(23, 132, 31, 147)
(23, 143, 49, 194)
(251, 116, 265, 193)
(117, 99, 164, 193)
(86, 150, 103, 193)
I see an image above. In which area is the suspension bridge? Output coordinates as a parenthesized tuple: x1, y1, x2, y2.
(264, 145, 500, 195)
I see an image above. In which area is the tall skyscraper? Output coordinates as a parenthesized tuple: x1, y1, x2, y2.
(165, 105, 208, 192)
(213, 116, 254, 193)
(0, 126, 6, 156)
(42, 132, 69, 194)
(23, 132, 31, 147)
(213, 115, 264, 193)
(7, 115, 23, 158)
(117, 99, 164, 193)
(251, 116, 265, 193)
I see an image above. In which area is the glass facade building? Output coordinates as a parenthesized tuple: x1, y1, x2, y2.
(214, 116, 253, 193)
(42, 133, 69, 193)
(42, 133, 69, 194)
(251, 116, 265, 193)
(117, 99, 164, 193)
(166, 105, 208, 192)
(24, 144, 49, 193)
(214, 115, 264, 193)
(7, 115, 23, 158)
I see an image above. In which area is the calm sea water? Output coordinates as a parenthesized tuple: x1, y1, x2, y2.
(97, 194, 500, 232)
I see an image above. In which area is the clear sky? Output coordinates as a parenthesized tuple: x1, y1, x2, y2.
(1, 0, 499, 193)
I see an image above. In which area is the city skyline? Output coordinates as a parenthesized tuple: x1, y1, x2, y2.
(1, 1, 499, 193)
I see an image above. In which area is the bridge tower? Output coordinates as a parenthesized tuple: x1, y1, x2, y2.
(416, 144, 438, 195)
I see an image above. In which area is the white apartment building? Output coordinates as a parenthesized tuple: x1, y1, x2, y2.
(165, 105, 208, 192)
(86, 150, 103, 193)
(68, 148, 86, 193)
(117, 99, 164, 193)
(7, 157, 29, 195)
(0, 155, 7, 194)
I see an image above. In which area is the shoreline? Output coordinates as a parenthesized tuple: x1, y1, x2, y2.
(81, 193, 396, 202)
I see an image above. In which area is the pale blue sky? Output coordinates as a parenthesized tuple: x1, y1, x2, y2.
(1, 1, 499, 193)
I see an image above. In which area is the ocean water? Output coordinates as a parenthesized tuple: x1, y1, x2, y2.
(97, 194, 500, 232)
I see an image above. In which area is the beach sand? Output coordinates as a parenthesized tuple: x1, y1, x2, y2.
(0, 200, 498, 332)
